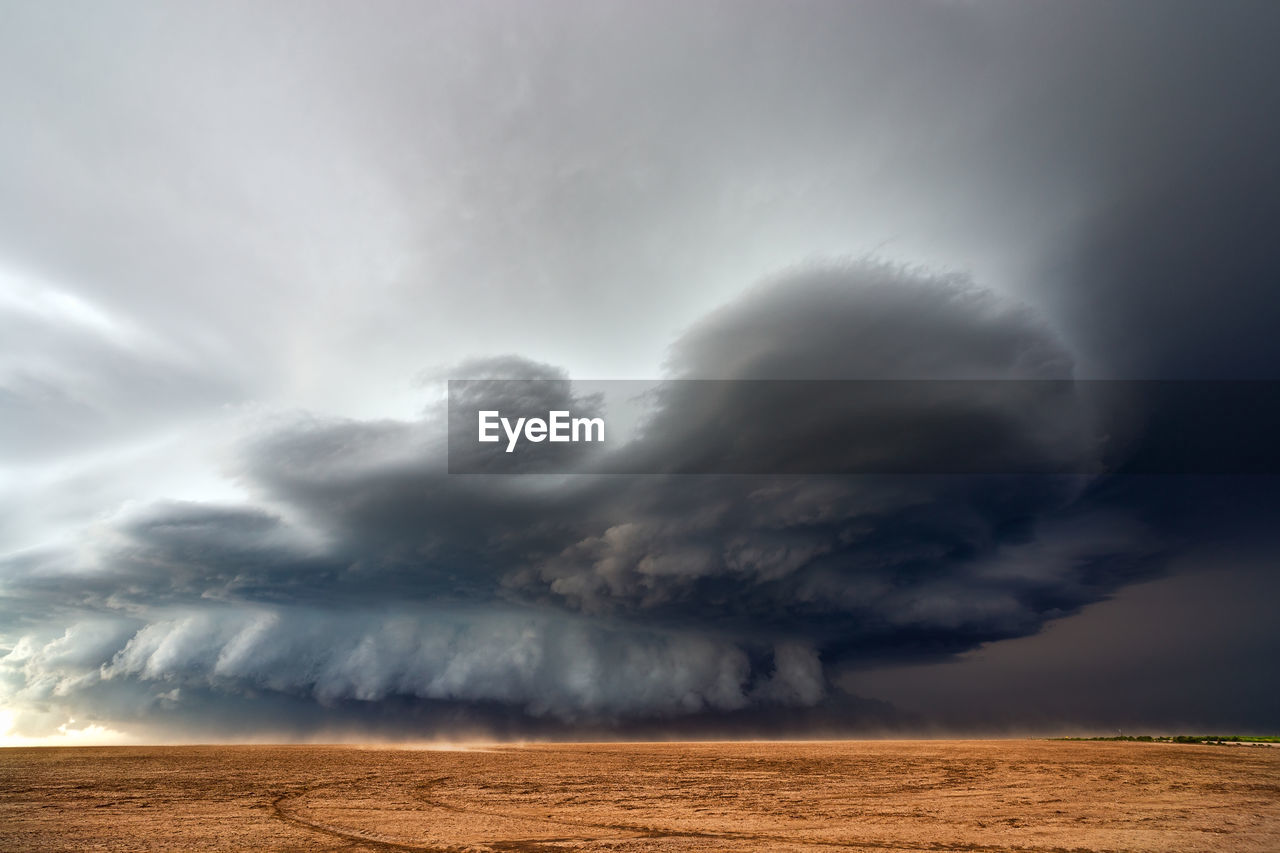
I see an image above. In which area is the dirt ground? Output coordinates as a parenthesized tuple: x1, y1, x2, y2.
(2, 740, 1277, 852)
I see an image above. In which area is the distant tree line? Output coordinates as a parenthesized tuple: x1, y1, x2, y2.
(1055, 735, 1280, 744)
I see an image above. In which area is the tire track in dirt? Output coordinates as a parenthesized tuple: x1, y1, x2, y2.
(272, 781, 637, 853)
(408, 776, 1115, 853)
(273, 776, 1126, 853)
(271, 786, 456, 852)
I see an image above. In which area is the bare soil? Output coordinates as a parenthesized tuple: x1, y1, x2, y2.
(2, 740, 1277, 851)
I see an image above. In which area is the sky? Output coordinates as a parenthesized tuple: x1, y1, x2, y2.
(2, 0, 1279, 744)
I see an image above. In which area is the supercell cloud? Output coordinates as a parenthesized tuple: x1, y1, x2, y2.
(3, 266, 1160, 737)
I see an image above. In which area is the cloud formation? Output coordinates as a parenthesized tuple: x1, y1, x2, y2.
(2, 264, 1166, 738)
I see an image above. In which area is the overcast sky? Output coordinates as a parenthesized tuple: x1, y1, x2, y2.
(2, 0, 1278, 744)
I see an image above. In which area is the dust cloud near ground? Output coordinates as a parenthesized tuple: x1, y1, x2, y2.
(2, 740, 1277, 852)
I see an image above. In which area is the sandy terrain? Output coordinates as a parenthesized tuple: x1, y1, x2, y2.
(2, 740, 1277, 852)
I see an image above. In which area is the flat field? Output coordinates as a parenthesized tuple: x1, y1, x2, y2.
(2, 740, 1277, 852)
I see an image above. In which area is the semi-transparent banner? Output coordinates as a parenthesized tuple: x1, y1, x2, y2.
(447, 379, 1280, 475)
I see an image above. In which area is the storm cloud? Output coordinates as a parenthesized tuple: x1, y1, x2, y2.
(2, 265, 1170, 737)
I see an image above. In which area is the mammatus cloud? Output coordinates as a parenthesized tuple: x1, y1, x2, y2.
(1, 264, 1162, 738)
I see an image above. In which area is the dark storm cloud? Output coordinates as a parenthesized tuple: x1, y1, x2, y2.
(605, 263, 1096, 477)
(996, 1, 1280, 379)
(851, 550, 1280, 734)
(3, 265, 1171, 737)
(496, 267, 1157, 657)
